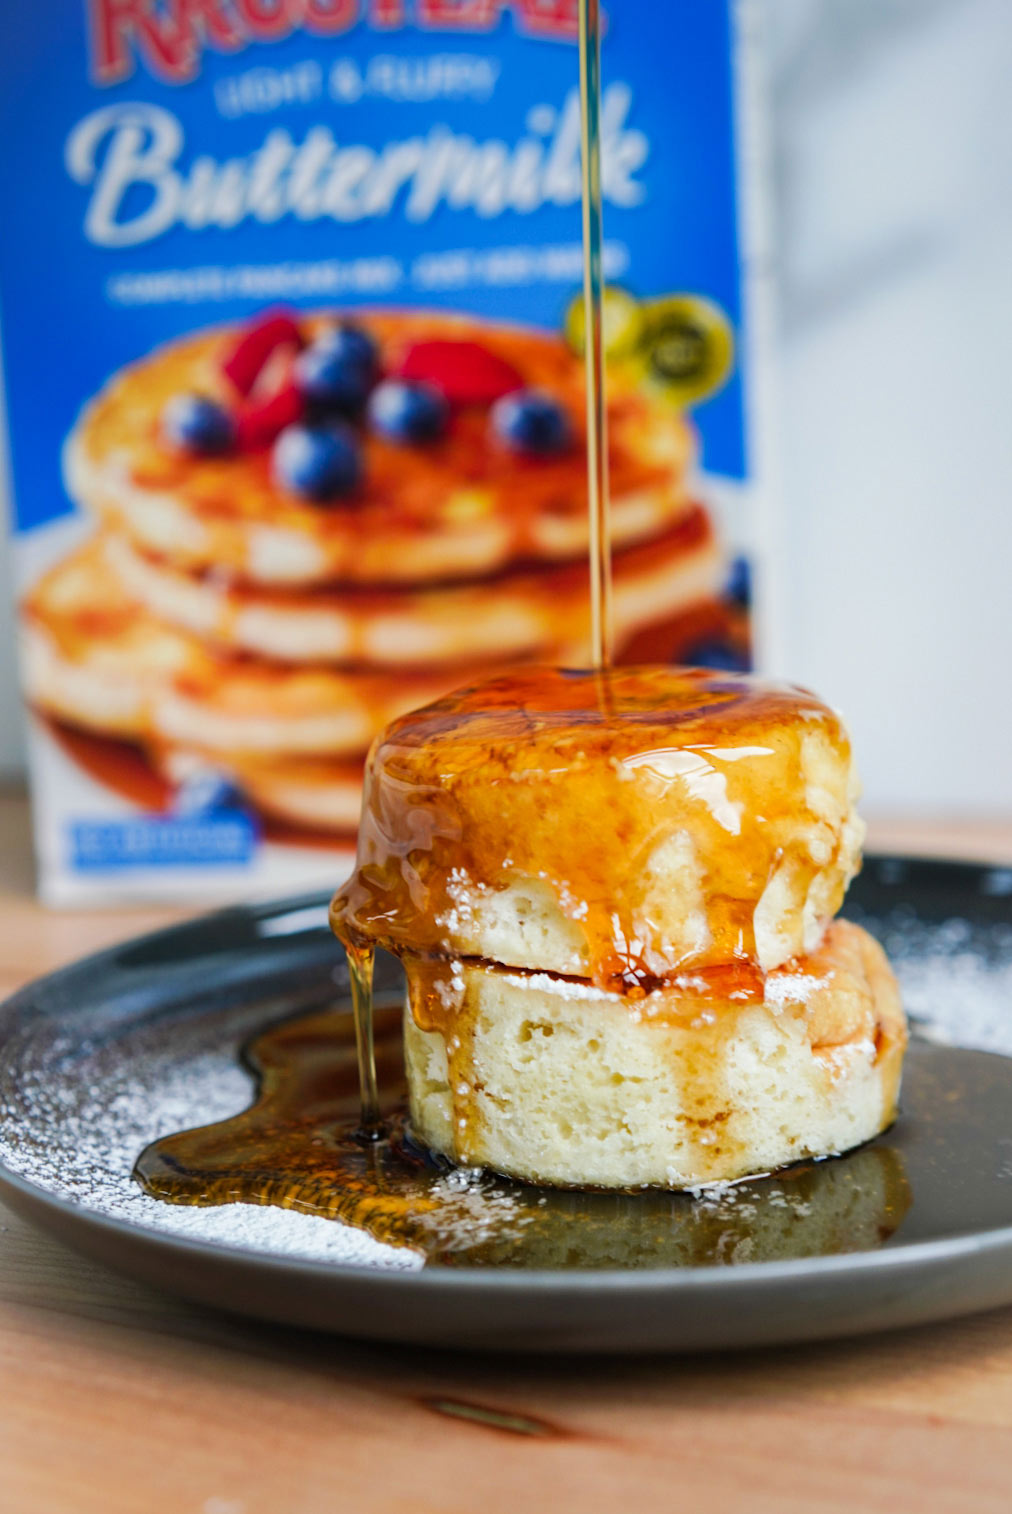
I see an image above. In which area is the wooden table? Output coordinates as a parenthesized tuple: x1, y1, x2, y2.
(2, 791, 1012, 1513)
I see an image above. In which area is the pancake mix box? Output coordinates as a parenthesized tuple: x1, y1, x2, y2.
(0, 0, 770, 904)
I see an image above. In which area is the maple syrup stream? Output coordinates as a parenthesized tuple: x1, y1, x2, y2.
(578, 0, 613, 673)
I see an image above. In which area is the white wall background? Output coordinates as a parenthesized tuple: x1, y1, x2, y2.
(764, 0, 1012, 810)
(0, 0, 1010, 811)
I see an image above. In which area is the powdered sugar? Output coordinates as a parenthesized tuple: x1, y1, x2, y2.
(764, 972, 824, 1008)
(868, 908, 1012, 1056)
(0, 994, 421, 1270)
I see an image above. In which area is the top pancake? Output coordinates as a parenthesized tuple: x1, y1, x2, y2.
(65, 310, 696, 589)
(332, 665, 865, 984)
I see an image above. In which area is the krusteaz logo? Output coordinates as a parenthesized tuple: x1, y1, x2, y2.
(86, 0, 582, 87)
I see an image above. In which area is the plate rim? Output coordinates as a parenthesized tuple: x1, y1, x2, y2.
(4, 1147, 1012, 1298)
(1, 852, 1010, 1295)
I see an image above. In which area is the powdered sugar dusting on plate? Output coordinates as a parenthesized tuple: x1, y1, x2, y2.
(0, 900, 1010, 1269)
(872, 909, 1012, 1056)
(0, 995, 422, 1270)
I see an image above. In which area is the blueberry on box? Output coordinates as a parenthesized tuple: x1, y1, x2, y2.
(725, 555, 752, 609)
(162, 394, 235, 456)
(315, 322, 377, 371)
(172, 769, 245, 817)
(491, 389, 571, 456)
(682, 637, 751, 673)
(294, 324, 377, 414)
(273, 423, 362, 502)
(368, 380, 448, 444)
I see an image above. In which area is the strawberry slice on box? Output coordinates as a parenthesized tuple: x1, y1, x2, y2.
(222, 310, 307, 450)
(223, 311, 304, 398)
(236, 383, 303, 452)
(395, 340, 523, 405)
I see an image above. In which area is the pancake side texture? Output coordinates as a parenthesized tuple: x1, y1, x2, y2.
(404, 921, 906, 1188)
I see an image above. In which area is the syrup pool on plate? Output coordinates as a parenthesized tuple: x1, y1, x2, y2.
(133, 994, 911, 1268)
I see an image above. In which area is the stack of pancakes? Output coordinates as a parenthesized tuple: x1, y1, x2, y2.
(23, 311, 726, 839)
(333, 667, 907, 1188)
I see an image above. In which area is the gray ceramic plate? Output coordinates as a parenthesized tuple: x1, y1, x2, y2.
(1, 854, 1012, 1354)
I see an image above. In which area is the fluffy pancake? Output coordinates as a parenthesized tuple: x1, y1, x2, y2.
(403, 919, 906, 1188)
(332, 666, 865, 982)
(104, 507, 722, 668)
(64, 310, 697, 588)
(21, 540, 475, 759)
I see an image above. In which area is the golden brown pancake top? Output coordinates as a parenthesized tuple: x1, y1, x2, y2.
(331, 665, 857, 991)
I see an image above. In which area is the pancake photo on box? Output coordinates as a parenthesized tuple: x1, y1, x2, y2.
(331, 665, 908, 1190)
(20, 306, 742, 846)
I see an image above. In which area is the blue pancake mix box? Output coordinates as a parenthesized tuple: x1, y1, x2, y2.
(0, 0, 771, 903)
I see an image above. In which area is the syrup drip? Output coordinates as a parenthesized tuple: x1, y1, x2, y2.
(346, 939, 381, 1138)
(134, 1000, 911, 1268)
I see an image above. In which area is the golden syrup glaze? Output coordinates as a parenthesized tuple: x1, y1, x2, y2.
(329, 664, 859, 996)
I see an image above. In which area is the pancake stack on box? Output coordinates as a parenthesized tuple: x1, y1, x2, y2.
(22, 308, 729, 842)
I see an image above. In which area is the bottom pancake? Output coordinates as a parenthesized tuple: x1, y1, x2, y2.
(403, 920, 907, 1189)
